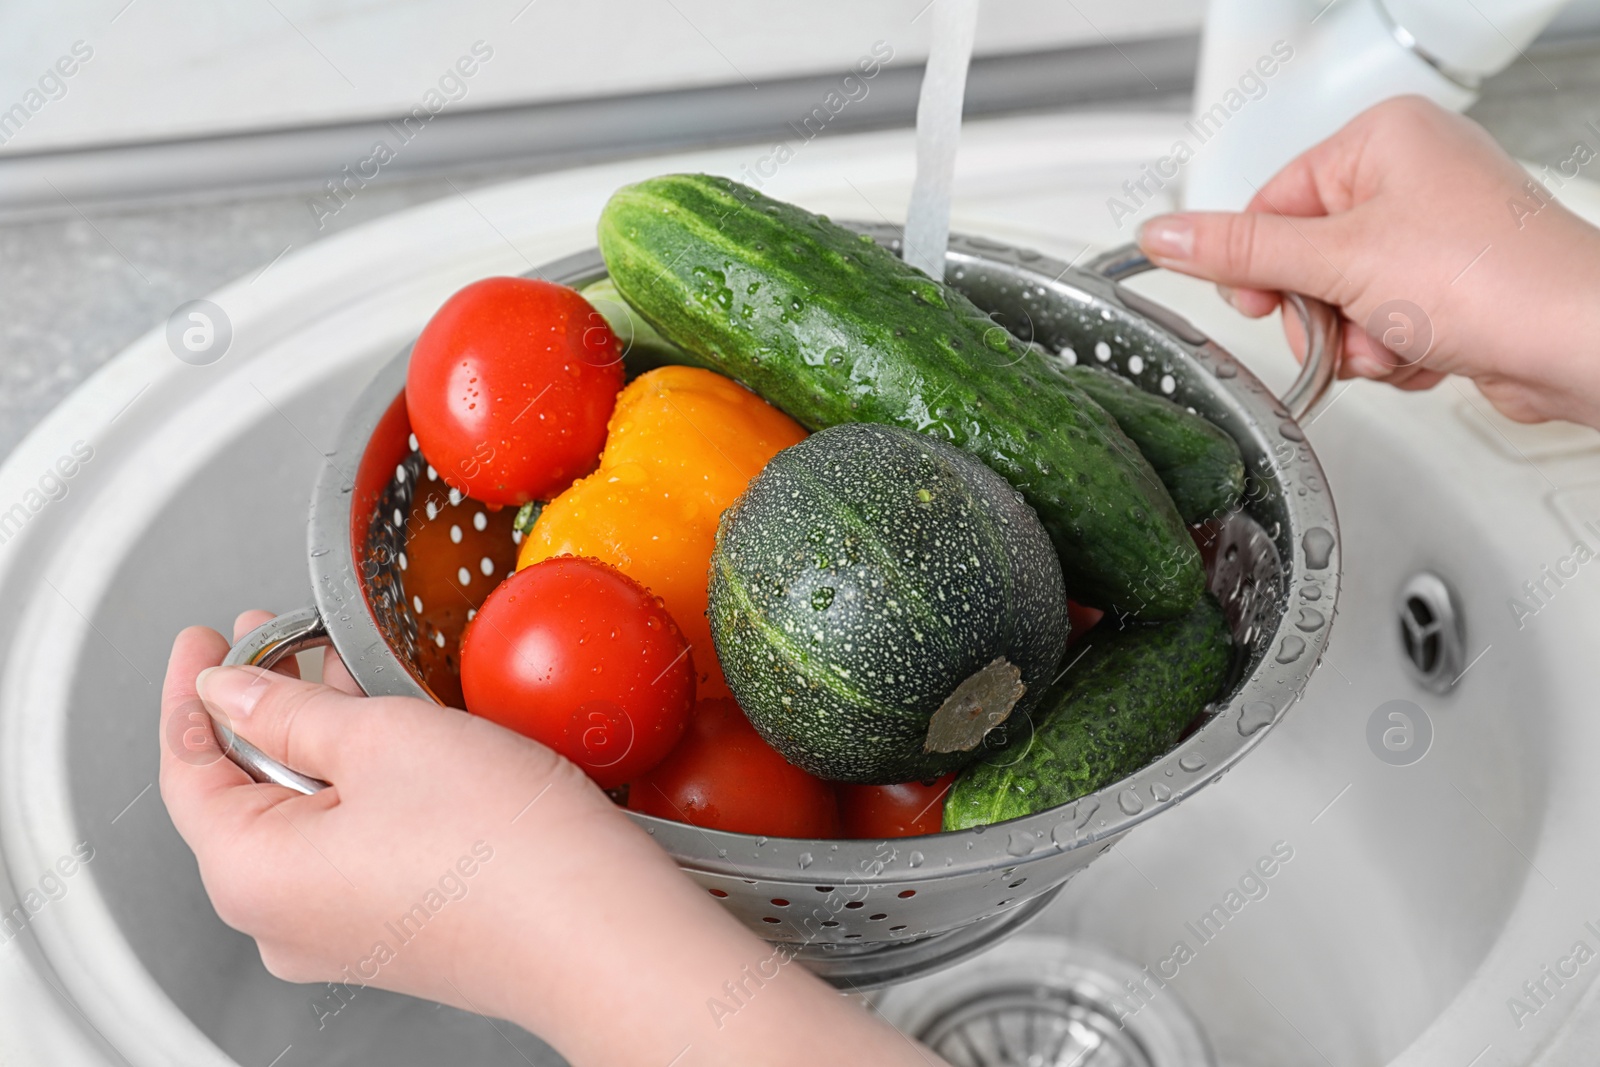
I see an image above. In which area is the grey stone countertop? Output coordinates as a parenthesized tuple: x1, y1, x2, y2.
(1, 38, 1597, 463)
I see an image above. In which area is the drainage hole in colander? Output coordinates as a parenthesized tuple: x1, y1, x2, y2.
(821, 921, 840, 928)
(708, 889, 728, 898)
(769, 898, 789, 907)
(762, 917, 781, 924)
(844, 901, 865, 910)
(1008, 879, 1026, 888)
(890, 925, 907, 932)
(846, 934, 863, 940)
(814, 885, 834, 893)
(898, 889, 916, 898)
(869, 913, 888, 921)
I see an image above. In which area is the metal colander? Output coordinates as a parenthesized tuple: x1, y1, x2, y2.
(220, 226, 1342, 988)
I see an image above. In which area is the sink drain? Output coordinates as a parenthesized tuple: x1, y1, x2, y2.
(1397, 572, 1465, 693)
(917, 985, 1153, 1066)
(874, 935, 1213, 1067)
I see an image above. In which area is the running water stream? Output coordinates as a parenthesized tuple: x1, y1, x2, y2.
(903, 0, 980, 279)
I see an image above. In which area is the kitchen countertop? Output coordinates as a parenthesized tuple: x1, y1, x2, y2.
(1, 37, 1597, 463)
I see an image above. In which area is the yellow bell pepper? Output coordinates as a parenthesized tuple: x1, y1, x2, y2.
(517, 366, 807, 699)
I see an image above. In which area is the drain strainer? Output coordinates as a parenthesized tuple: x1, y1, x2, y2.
(918, 985, 1153, 1066)
(875, 935, 1213, 1067)
(1397, 571, 1465, 694)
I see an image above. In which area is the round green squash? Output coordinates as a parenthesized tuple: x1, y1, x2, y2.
(708, 423, 1069, 784)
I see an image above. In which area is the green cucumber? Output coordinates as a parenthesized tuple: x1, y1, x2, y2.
(708, 423, 1068, 784)
(1062, 364, 1245, 524)
(943, 594, 1232, 830)
(598, 173, 1204, 619)
(583, 273, 1243, 524)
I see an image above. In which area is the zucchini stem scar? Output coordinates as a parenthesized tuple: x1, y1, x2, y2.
(924, 657, 1024, 753)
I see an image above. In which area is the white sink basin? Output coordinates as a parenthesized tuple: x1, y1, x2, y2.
(3, 110, 1599, 1066)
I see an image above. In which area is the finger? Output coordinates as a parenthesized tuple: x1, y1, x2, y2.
(232, 610, 301, 680)
(159, 627, 278, 845)
(195, 665, 368, 784)
(1391, 366, 1447, 391)
(320, 647, 363, 696)
(1222, 285, 1281, 318)
(1401, 369, 1452, 390)
(1341, 324, 1401, 380)
(1139, 211, 1353, 308)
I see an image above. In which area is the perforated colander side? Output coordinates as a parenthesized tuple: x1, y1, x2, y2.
(295, 233, 1339, 987)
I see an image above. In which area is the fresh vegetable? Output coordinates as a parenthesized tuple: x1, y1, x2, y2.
(1065, 599, 1104, 649)
(1062, 364, 1245, 524)
(598, 173, 1204, 618)
(460, 556, 695, 788)
(578, 277, 688, 373)
(628, 699, 841, 838)
(943, 594, 1233, 830)
(709, 423, 1068, 784)
(839, 775, 955, 838)
(518, 366, 806, 698)
(406, 277, 624, 506)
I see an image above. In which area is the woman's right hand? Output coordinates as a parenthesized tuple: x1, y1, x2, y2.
(1137, 95, 1600, 428)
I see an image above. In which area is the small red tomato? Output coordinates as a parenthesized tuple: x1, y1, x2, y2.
(406, 277, 624, 505)
(838, 775, 956, 838)
(460, 556, 693, 788)
(628, 699, 840, 838)
(1066, 599, 1104, 648)
(1189, 519, 1225, 570)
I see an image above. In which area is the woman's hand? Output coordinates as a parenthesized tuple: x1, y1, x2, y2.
(1137, 95, 1600, 427)
(160, 612, 941, 1067)
(160, 611, 668, 1028)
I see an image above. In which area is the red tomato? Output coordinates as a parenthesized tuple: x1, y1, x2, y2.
(838, 775, 955, 838)
(459, 556, 693, 788)
(1189, 518, 1225, 571)
(406, 277, 624, 506)
(628, 699, 840, 838)
(1066, 599, 1104, 648)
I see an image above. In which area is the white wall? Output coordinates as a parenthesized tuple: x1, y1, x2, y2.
(0, 0, 1206, 154)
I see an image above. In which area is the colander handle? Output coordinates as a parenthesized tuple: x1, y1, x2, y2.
(1084, 244, 1343, 422)
(215, 606, 332, 795)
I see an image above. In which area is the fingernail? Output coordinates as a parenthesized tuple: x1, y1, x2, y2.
(196, 665, 269, 719)
(1139, 216, 1195, 261)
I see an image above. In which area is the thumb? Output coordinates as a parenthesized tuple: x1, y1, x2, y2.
(196, 665, 367, 785)
(1138, 211, 1353, 308)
